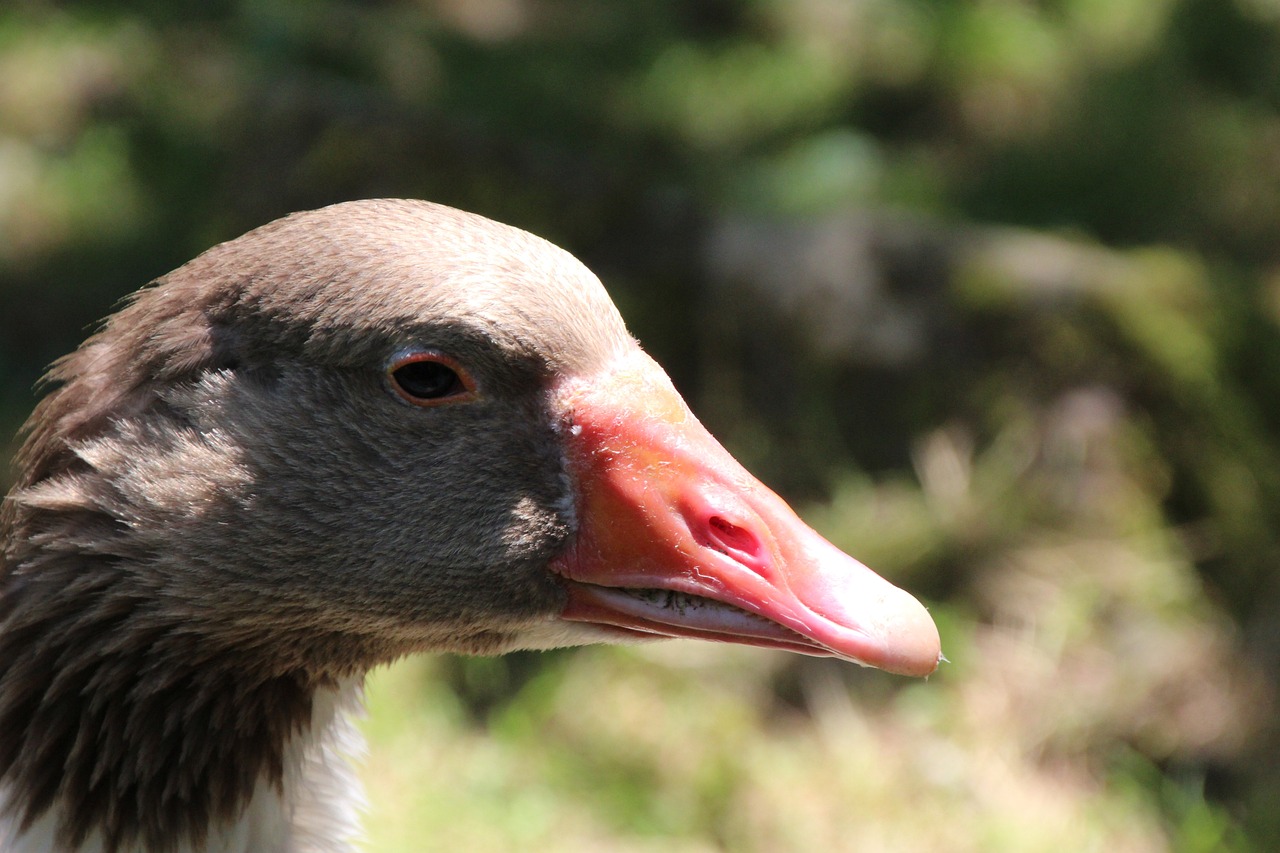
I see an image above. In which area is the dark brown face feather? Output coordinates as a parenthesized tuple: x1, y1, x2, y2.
(0, 200, 634, 851)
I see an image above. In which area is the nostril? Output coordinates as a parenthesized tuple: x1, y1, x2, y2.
(705, 516, 768, 573)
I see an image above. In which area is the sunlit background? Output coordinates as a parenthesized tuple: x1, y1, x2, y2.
(3, 1, 1279, 850)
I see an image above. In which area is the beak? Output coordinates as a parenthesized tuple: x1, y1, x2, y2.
(549, 354, 941, 677)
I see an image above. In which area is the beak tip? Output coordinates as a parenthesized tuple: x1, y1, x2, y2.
(875, 593, 943, 677)
(797, 545, 942, 677)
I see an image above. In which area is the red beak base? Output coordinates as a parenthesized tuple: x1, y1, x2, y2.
(549, 355, 942, 678)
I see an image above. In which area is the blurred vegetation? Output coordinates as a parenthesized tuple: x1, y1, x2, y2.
(3, 0, 1279, 850)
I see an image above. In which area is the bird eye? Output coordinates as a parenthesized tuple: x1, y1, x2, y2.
(385, 351, 476, 406)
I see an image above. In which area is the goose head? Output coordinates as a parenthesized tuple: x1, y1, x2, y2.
(0, 199, 940, 851)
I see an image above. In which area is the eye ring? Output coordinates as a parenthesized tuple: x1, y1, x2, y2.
(385, 349, 477, 407)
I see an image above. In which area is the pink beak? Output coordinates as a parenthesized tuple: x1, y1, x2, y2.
(549, 355, 941, 677)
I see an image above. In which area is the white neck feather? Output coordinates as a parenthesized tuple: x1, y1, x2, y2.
(0, 678, 368, 853)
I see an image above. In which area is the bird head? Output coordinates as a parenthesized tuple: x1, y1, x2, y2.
(5, 199, 940, 677)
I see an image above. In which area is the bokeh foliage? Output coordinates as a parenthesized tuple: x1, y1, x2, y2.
(2, 0, 1279, 850)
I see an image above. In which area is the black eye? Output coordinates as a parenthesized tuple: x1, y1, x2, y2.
(386, 351, 476, 406)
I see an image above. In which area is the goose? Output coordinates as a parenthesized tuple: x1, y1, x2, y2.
(0, 199, 941, 853)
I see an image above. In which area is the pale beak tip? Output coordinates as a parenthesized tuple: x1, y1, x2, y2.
(875, 590, 943, 677)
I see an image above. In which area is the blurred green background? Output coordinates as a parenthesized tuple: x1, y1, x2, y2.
(3, 0, 1279, 850)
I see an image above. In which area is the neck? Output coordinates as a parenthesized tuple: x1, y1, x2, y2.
(0, 670, 366, 853)
(1, 395, 384, 852)
(0, 553, 370, 853)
